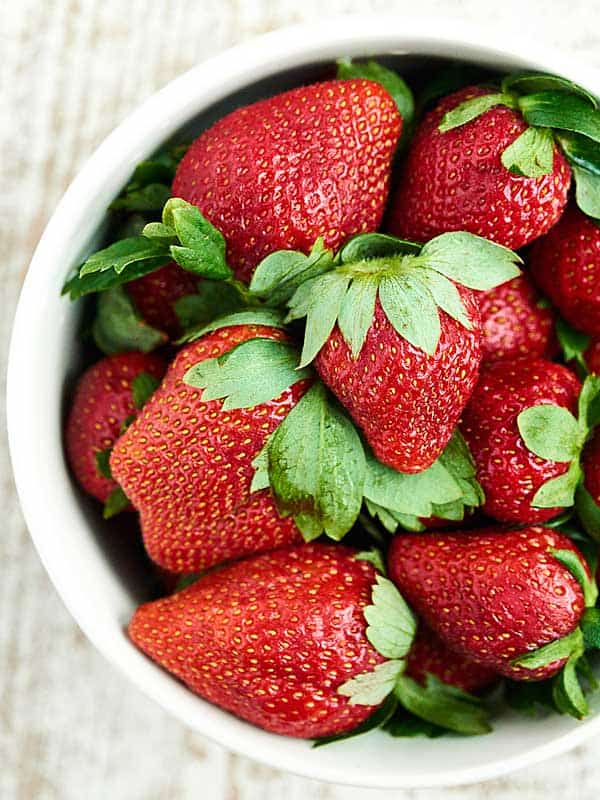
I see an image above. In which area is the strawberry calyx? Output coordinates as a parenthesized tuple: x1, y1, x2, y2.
(273, 231, 520, 367)
(517, 374, 600, 509)
(437, 72, 600, 218)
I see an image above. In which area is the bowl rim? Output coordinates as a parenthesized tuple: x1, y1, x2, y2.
(8, 15, 600, 789)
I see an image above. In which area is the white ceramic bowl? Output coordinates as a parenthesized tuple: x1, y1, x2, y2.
(8, 16, 600, 789)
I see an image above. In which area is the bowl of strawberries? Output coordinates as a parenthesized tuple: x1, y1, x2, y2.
(8, 17, 600, 789)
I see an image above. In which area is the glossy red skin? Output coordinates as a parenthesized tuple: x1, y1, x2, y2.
(316, 289, 482, 473)
(129, 543, 384, 738)
(460, 358, 581, 523)
(172, 80, 401, 282)
(110, 325, 306, 572)
(477, 275, 558, 364)
(126, 261, 199, 339)
(406, 624, 499, 694)
(583, 428, 600, 506)
(388, 527, 587, 680)
(530, 205, 600, 337)
(388, 87, 571, 250)
(65, 352, 167, 503)
(585, 340, 600, 373)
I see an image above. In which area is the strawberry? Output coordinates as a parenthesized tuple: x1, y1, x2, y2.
(129, 544, 387, 738)
(460, 358, 582, 523)
(388, 86, 570, 249)
(271, 230, 521, 473)
(110, 321, 310, 572)
(529, 205, 600, 337)
(477, 274, 557, 364)
(405, 625, 498, 694)
(388, 527, 590, 680)
(582, 429, 600, 505)
(172, 80, 402, 282)
(126, 261, 199, 339)
(65, 351, 166, 508)
(585, 340, 600, 374)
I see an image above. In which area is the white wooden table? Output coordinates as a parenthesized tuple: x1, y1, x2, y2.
(3, 1, 600, 797)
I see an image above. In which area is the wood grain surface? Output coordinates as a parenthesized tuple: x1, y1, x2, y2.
(3, 1, 600, 798)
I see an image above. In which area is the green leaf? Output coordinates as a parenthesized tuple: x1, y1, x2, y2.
(181, 308, 286, 341)
(110, 183, 172, 212)
(577, 374, 600, 431)
(576, 484, 600, 543)
(165, 199, 231, 279)
(420, 232, 522, 290)
(173, 282, 244, 334)
(250, 442, 271, 493)
(249, 239, 334, 306)
(364, 575, 417, 659)
(550, 548, 598, 607)
(132, 372, 161, 410)
(337, 276, 379, 357)
(288, 272, 351, 367)
(337, 233, 422, 264)
(379, 274, 440, 355)
(513, 627, 583, 670)
(557, 131, 600, 176)
(336, 59, 414, 127)
(183, 338, 310, 410)
(142, 221, 178, 243)
(92, 286, 167, 354)
(394, 675, 492, 735)
(572, 164, 600, 219)
(439, 92, 515, 132)
(79, 236, 170, 277)
(501, 126, 555, 177)
(415, 269, 472, 329)
(266, 382, 366, 541)
(383, 709, 446, 738)
(519, 91, 600, 143)
(517, 404, 582, 462)
(103, 486, 130, 519)
(553, 650, 588, 719)
(312, 693, 398, 747)
(364, 452, 463, 518)
(338, 659, 405, 706)
(556, 317, 591, 370)
(354, 548, 387, 575)
(532, 460, 582, 508)
(502, 73, 598, 108)
(581, 608, 600, 649)
(95, 448, 113, 480)
(62, 255, 170, 300)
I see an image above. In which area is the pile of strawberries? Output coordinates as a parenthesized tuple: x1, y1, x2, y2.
(63, 60, 600, 740)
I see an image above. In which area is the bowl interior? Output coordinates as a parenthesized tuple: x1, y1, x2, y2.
(8, 21, 600, 789)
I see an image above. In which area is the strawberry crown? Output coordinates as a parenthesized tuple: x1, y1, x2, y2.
(249, 231, 522, 366)
(179, 312, 486, 544)
(438, 72, 600, 219)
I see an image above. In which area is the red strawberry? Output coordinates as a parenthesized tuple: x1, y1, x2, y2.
(460, 357, 581, 523)
(388, 86, 570, 249)
(65, 351, 166, 503)
(316, 291, 482, 473)
(585, 340, 600, 374)
(172, 80, 402, 282)
(477, 274, 557, 364)
(582, 428, 600, 507)
(405, 624, 498, 694)
(126, 261, 199, 339)
(110, 324, 308, 572)
(388, 527, 588, 680)
(530, 205, 600, 337)
(129, 543, 385, 738)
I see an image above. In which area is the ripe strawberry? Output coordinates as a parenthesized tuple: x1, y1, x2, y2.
(405, 624, 498, 693)
(129, 543, 386, 738)
(582, 428, 600, 508)
(477, 274, 557, 364)
(110, 324, 309, 572)
(529, 205, 600, 337)
(65, 351, 167, 503)
(316, 291, 482, 473)
(585, 340, 600, 373)
(126, 261, 199, 339)
(460, 357, 581, 523)
(172, 80, 402, 282)
(388, 527, 588, 680)
(388, 86, 571, 249)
